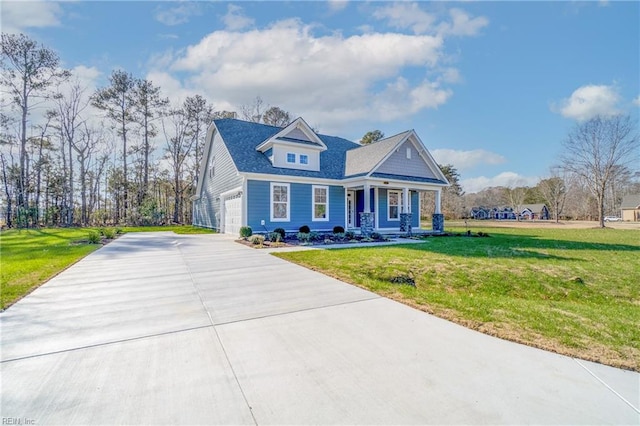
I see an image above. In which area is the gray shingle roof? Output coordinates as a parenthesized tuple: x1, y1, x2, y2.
(344, 131, 411, 177)
(520, 204, 548, 212)
(621, 194, 640, 209)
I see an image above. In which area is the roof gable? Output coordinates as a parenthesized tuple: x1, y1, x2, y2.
(345, 130, 448, 184)
(256, 117, 326, 152)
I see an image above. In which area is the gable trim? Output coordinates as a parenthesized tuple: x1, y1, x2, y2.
(256, 117, 327, 152)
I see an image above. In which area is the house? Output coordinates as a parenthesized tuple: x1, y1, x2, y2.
(192, 118, 449, 235)
(519, 204, 550, 220)
(470, 207, 490, 220)
(620, 194, 640, 221)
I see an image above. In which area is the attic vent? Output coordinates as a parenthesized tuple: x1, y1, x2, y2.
(406, 147, 412, 159)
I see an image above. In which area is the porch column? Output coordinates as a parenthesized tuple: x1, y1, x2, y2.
(360, 183, 374, 237)
(400, 187, 412, 236)
(432, 188, 444, 233)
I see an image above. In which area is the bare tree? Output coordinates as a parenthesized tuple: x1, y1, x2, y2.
(1, 33, 69, 215)
(240, 96, 264, 123)
(93, 70, 138, 223)
(162, 104, 195, 224)
(502, 182, 528, 220)
(561, 115, 639, 228)
(537, 169, 569, 223)
(262, 106, 291, 127)
(183, 95, 213, 189)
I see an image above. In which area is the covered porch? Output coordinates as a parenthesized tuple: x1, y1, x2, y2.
(343, 177, 445, 236)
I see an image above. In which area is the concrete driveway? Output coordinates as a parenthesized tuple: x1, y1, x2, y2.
(1, 232, 638, 425)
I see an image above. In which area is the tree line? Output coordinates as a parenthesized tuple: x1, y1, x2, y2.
(2, 33, 638, 229)
(0, 33, 290, 228)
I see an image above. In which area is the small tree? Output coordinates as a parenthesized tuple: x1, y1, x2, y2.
(538, 168, 569, 223)
(560, 115, 639, 228)
(262, 106, 291, 127)
(360, 130, 384, 145)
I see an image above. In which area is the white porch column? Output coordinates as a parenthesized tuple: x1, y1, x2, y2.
(402, 187, 410, 213)
(364, 183, 371, 213)
(435, 189, 442, 214)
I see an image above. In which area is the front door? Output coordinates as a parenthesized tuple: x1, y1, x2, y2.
(347, 190, 356, 228)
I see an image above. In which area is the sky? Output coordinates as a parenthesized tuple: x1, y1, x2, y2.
(2, 0, 639, 193)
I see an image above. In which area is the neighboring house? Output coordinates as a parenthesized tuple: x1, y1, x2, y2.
(470, 207, 491, 220)
(620, 194, 640, 221)
(192, 117, 449, 235)
(519, 204, 550, 220)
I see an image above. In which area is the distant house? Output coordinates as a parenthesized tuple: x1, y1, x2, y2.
(470, 207, 490, 220)
(192, 117, 449, 235)
(520, 204, 550, 220)
(620, 194, 640, 221)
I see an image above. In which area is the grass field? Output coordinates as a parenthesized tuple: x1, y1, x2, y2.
(0, 225, 213, 310)
(275, 226, 640, 370)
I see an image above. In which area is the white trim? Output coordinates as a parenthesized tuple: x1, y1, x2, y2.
(256, 117, 327, 152)
(242, 172, 342, 186)
(312, 185, 330, 222)
(388, 190, 401, 221)
(270, 182, 290, 222)
(286, 152, 296, 163)
(374, 187, 379, 229)
(220, 186, 243, 198)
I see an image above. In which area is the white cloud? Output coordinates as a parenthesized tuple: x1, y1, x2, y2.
(432, 149, 506, 171)
(373, 2, 437, 35)
(555, 84, 621, 121)
(633, 95, 640, 106)
(1, 1, 63, 34)
(157, 19, 452, 131)
(461, 172, 539, 194)
(438, 8, 489, 37)
(154, 3, 201, 26)
(328, 0, 349, 12)
(222, 4, 255, 31)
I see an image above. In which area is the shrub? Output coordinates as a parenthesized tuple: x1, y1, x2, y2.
(87, 230, 101, 244)
(333, 225, 345, 234)
(273, 227, 286, 239)
(370, 232, 383, 241)
(309, 231, 320, 241)
(239, 226, 253, 238)
(103, 228, 116, 239)
(297, 232, 311, 243)
(333, 232, 346, 241)
(299, 225, 311, 233)
(115, 227, 123, 235)
(268, 232, 282, 243)
(345, 231, 356, 240)
(249, 234, 265, 246)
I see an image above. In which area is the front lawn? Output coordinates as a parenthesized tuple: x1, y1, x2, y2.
(274, 227, 640, 371)
(0, 225, 214, 310)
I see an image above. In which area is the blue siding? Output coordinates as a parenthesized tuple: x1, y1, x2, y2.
(247, 180, 345, 233)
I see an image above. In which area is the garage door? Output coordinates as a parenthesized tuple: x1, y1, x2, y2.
(223, 194, 242, 235)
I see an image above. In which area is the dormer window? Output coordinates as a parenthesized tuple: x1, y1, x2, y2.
(286, 153, 296, 163)
(300, 154, 309, 165)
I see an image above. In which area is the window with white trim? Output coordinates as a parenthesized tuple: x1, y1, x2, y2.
(208, 157, 215, 178)
(271, 183, 290, 221)
(388, 190, 400, 221)
(312, 185, 329, 221)
(286, 153, 296, 163)
(300, 154, 309, 165)
(406, 147, 412, 159)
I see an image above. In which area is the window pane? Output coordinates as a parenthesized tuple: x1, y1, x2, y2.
(300, 155, 308, 164)
(273, 185, 288, 202)
(390, 206, 398, 219)
(273, 203, 287, 218)
(314, 188, 326, 203)
(287, 153, 295, 163)
(389, 192, 398, 206)
(314, 204, 326, 219)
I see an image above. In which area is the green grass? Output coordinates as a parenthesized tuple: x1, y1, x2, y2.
(0, 225, 214, 310)
(274, 227, 640, 370)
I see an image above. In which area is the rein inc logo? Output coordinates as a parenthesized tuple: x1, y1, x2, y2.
(2, 419, 35, 425)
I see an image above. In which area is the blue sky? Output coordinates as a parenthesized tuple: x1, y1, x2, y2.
(3, 1, 639, 192)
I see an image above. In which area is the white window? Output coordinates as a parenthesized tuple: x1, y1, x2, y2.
(270, 183, 290, 221)
(312, 185, 329, 221)
(300, 154, 309, 165)
(388, 190, 400, 221)
(286, 153, 296, 163)
(406, 147, 412, 159)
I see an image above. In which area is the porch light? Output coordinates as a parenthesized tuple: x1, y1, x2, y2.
(383, 181, 389, 185)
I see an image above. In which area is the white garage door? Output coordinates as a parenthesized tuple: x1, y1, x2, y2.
(223, 194, 242, 235)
